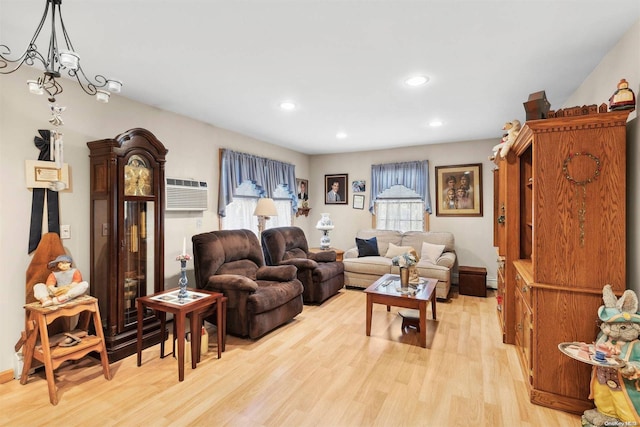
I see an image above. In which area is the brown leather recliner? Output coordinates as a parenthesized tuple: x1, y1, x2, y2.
(192, 229, 304, 339)
(261, 227, 344, 304)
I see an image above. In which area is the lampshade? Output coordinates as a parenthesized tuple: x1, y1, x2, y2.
(107, 79, 123, 93)
(96, 90, 111, 103)
(27, 80, 44, 95)
(59, 50, 80, 70)
(254, 198, 278, 217)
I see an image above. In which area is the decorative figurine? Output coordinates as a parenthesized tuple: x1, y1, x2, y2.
(33, 254, 89, 307)
(490, 120, 521, 159)
(582, 285, 640, 427)
(609, 79, 636, 111)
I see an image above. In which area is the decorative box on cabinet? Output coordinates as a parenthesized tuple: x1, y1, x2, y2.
(499, 110, 631, 414)
(87, 128, 168, 362)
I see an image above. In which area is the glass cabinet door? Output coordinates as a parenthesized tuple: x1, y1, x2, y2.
(123, 200, 156, 327)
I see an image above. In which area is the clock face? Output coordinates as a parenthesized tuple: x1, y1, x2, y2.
(124, 155, 152, 196)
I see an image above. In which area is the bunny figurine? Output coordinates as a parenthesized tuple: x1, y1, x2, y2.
(583, 285, 640, 427)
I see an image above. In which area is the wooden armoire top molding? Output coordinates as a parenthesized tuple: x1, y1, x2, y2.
(511, 110, 632, 156)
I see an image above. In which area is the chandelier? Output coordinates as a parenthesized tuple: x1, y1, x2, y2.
(0, 0, 122, 103)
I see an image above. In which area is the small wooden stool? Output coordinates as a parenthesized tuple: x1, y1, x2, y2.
(20, 295, 111, 405)
(399, 309, 421, 332)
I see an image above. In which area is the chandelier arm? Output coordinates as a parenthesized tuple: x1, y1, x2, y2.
(66, 67, 102, 95)
(47, 1, 59, 74)
(57, 3, 76, 53)
(29, 0, 51, 47)
(0, 0, 51, 74)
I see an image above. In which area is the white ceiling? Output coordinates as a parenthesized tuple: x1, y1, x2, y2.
(1, 1, 639, 154)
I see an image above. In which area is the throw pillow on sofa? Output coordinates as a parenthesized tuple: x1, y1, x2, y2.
(385, 242, 417, 259)
(356, 237, 379, 257)
(421, 241, 445, 264)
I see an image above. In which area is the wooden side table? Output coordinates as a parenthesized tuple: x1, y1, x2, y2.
(136, 288, 225, 381)
(20, 295, 111, 405)
(309, 247, 344, 262)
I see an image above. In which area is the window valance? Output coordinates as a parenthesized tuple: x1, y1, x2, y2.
(370, 160, 431, 213)
(218, 149, 297, 217)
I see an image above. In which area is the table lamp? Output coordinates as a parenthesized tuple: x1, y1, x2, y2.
(315, 213, 335, 249)
(254, 198, 277, 236)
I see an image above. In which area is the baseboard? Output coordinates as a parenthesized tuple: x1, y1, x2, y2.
(0, 369, 14, 384)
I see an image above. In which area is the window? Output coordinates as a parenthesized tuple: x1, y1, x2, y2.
(221, 181, 291, 235)
(374, 185, 425, 232)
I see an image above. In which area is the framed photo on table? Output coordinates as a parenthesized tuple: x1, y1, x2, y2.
(325, 174, 348, 204)
(435, 163, 483, 217)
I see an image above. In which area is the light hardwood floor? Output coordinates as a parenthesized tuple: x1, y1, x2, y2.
(2, 287, 581, 426)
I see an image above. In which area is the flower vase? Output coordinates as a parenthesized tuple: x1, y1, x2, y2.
(178, 259, 188, 299)
(399, 267, 410, 288)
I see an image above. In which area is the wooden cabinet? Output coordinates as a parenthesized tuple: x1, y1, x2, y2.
(496, 110, 631, 413)
(87, 128, 168, 361)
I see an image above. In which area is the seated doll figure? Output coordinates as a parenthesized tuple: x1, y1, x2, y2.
(33, 255, 89, 307)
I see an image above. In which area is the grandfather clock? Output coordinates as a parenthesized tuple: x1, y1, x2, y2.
(87, 128, 168, 361)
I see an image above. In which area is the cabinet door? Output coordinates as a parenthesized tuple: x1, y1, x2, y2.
(514, 272, 532, 382)
(121, 200, 157, 329)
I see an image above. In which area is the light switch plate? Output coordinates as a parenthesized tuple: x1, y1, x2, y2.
(60, 224, 71, 239)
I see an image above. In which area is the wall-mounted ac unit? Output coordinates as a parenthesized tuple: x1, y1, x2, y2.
(165, 178, 208, 211)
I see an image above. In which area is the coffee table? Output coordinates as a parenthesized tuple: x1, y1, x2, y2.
(364, 273, 437, 348)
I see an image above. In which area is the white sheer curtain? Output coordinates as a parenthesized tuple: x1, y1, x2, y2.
(221, 182, 292, 235)
(375, 199, 424, 232)
(221, 197, 259, 233)
(374, 185, 424, 232)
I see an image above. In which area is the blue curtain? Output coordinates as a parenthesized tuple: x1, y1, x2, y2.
(369, 160, 431, 213)
(218, 149, 297, 217)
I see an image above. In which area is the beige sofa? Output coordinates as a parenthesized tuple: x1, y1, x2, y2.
(343, 229, 456, 299)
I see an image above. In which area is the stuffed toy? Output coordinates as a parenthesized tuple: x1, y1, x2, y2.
(582, 285, 640, 427)
(490, 120, 521, 160)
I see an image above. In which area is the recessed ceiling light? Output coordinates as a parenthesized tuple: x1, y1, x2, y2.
(405, 75, 429, 87)
(336, 132, 348, 139)
(429, 120, 443, 127)
(279, 101, 296, 111)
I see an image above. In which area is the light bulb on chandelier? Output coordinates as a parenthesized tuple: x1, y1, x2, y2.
(0, 0, 123, 104)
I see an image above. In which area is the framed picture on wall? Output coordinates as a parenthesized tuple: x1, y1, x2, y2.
(435, 163, 483, 217)
(296, 178, 309, 209)
(352, 180, 366, 193)
(353, 194, 365, 210)
(296, 178, 309, 201)
(324, 174, 348, 204)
